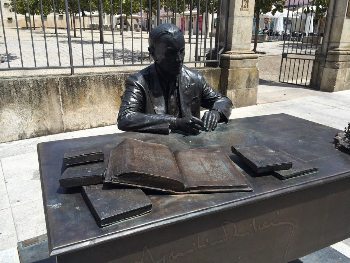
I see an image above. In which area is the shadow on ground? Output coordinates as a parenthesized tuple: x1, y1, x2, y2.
(259, 79, 314, 90)
(0, 53, 19, 63)
(101, 49, 150, 63)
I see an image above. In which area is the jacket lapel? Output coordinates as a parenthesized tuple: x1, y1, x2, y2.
(178, 67, 193, 117)
(147, 65, 166, 114)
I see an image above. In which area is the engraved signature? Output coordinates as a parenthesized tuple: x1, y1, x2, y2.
(134, 212, 296, 263)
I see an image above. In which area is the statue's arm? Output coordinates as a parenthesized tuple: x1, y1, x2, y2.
(117, 76, 176, 134)
(199, 74, 233, 122)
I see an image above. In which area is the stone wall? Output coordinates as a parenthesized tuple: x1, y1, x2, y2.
(220, 53, 259, 107)
(0, 68, 221, 143)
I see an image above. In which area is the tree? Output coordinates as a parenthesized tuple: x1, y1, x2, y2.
(10, 0, 52, 29)
(253, 0, 284, 53)
(103, 0, 141, 28)
(310, 0, 329, 20)
(55, 0, 94, 38)
(307, 0, 329, 35)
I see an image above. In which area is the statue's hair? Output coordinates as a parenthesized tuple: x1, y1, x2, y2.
(149, 23, 183, 49)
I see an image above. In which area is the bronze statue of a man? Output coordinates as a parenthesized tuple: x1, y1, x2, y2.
(117, 23, 233, 135)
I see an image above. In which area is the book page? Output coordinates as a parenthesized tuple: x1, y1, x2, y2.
(106, 138, 185, 192)
(175, 148, 250, 191)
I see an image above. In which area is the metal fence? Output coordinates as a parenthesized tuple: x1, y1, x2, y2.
(0, 0, 224, 74)
(279, 0, 327, 86)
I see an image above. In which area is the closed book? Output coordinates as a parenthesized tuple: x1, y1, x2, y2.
(63, 148, 104, 168)
(231, 145, 293, 174)
(82, 185, 152, 227)
(59, 163, 105, 188)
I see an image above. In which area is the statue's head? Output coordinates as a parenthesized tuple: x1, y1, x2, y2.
(148, 23, 185, 76)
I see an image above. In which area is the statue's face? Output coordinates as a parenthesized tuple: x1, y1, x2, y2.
(152, 33, 185, 76)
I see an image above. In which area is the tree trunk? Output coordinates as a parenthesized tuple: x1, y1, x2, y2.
(70, 12, 73, 28)
(253, 10, 260, 53)
(120, 15, 124, 35)
(148, 12, 151, 32)
(205, 11, 208, 38)
(146, 12, 149, 33)
(73, 13, 77, 37)
(98, 2, 104, 43)
(32, 15, 36, 30)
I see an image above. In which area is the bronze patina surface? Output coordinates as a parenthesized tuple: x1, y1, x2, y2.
(231, 145, 293, 174)
(38, 114, 350, 262)
(63, 148, 104, 167)
(59, 162, 105, 188)
(82, 185, 152, 227)
(334, 123, 350, 154)
(117, 24, 233, 135)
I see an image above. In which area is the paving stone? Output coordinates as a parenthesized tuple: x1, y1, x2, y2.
(0, 247, 20, 263)
(0, 208, 17, 251)
(11, 201, 46, 242)
(293, 246, 350, 263)
(343, 239, 350, 247)
(1, 152, 43, 206)
(331, 240, 350, 259)
(0, 162, 10, 211)
(1, 152, 39, 182)
(6, 180, 42, 206)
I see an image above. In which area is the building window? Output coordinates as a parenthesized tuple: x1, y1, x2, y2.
(58, 14, 64, 20)
(4, 3, 10, 8)
(7, 17, 13, 23)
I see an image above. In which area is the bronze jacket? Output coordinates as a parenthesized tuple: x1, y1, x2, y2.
(117, 64, 233, 134)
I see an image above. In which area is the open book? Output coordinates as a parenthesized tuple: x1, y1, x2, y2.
(105, 138, 252, 193)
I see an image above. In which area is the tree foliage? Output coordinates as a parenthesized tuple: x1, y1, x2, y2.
(306, 0, 329, 20)
(10, 0, 52, 15)
(10, 0, 52, 29)
(11, 0, 219, 18)
(10, 0, 219, 40)
(254, 0, 284, 16)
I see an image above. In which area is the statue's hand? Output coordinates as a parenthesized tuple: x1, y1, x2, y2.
(202, 110, 220, 132)
(173, 116, 204, 135)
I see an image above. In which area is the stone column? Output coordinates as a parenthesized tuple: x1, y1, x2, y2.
(311, 0, 350, 91)
(219, 0, 259, 107)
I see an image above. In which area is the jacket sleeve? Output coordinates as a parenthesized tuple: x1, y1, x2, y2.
(198, 73, 233, 122)
(117, 75, 177, 134)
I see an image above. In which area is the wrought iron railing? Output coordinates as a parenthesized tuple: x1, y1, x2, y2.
(279, 0, 328, 86)
(0, 0, 223, 74)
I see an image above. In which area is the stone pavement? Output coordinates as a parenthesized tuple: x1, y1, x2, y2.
(1, 82, 350, 262)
